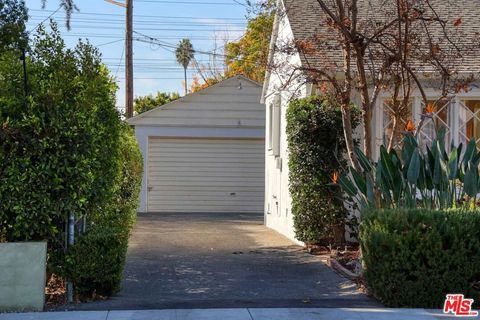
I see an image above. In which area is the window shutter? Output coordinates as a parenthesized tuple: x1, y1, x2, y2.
(272, 94, 281, 156)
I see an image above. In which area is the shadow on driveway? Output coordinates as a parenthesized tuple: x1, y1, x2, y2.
(74, 212, 379, 310)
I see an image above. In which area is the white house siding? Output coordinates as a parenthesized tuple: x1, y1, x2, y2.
(128, 76, 265, 213)
(264, 9, 306, 243)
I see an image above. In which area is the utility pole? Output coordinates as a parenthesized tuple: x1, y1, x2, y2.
(125, 0, 134, 118)
(105, 0, 133, 118)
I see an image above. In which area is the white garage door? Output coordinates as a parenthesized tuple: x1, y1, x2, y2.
(147, 138, 265, 213)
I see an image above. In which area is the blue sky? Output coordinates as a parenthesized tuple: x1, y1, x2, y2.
(24, 0, 250, 111)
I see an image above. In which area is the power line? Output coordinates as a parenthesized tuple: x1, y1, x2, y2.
(25, 30, 235, 41)
(134, 0, 242, 5)
(28, 6, 62, 33)
(27, 25, 246, 32)
(28, 16, 247, 26)
(28, 9, 246, 20)
(96, 39, 125, 47)
(133, 31, 230, 58)
(114, 45, 125, 78)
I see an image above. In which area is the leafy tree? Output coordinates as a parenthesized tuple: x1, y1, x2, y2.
(134, 91, 180, 114)
(0, 0, 28, 53)
(175, 39, 194, 95)
(224, 9, 274, 83)
(190, 0, 274, 92)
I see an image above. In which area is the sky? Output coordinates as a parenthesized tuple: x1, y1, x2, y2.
(24, 0, 251, 112)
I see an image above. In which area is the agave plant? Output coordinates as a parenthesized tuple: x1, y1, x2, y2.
(339, 128, 480, 210)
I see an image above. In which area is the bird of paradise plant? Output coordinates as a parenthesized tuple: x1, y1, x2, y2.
(337, 128, 480, 211)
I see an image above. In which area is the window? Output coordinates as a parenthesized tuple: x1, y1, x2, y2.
(418, 99, 451, 150)
(382, 99, 413, 150)
(458, 100, 480, 148)
(268, 94, 281, 156)
(268, 103, 273, 150)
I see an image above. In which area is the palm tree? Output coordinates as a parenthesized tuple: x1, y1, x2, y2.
(175, 39, 194, 95)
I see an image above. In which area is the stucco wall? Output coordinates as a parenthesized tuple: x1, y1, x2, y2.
(0, 242, 47, 312)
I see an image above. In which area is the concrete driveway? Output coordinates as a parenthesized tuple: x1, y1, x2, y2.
(78, 212, 377, 310)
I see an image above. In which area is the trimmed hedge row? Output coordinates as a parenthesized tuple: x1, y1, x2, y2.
(361, 208, 480, 308)
(286, 96, 359, 244)
(0, 24, 143, 299)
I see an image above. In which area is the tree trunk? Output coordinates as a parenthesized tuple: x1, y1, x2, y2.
(354, 44, 373, 160)
(340, 103, 360, 171)
(363, 107, 373, 158)
(184, 67, 188, 96)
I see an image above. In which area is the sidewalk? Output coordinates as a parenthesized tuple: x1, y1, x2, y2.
(1, 308, 478, 320)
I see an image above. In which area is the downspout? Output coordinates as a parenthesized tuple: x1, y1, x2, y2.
(260, 0, 282, 104)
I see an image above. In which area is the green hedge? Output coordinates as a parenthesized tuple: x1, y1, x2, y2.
(286, 96, 358, 244)
(0, 24, 143, 299)
(65, 125, 143, 299)
(0, 24, 121, 248)
(361, 208, 480, 308)
(66, 227, 129, 298)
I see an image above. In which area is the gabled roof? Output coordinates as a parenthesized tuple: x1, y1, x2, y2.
(127, 75, 265, 128)
(127, 75, 261, 125)
(279, 0, 480, 73)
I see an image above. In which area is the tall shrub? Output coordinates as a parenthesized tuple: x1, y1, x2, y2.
(0, 23, 121, 266)
(286, 96, 358, 244)
(361, 208, 480, 308)
(66, 125, 143, 299)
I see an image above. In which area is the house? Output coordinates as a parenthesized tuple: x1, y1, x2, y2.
(128, 75, 265, 214)
(262, 0, 480, 242)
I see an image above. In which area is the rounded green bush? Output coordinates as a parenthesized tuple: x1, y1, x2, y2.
(361, 208, 480, 308)
(66, 227, 129, 298)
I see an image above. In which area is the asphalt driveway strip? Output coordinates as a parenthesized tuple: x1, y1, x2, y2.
(69, 212, 379, 310)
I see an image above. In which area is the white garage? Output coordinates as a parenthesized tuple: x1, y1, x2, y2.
(127, 76, 265, 213)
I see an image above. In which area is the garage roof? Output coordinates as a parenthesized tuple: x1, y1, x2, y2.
(127, 75, 265, 129)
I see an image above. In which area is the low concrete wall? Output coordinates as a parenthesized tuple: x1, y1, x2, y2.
(0, 242, 47, 312)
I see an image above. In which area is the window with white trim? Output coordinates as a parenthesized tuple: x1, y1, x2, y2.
(381, 99, 413, 150)
(268, 94, 281, 156)
(458, 100, 480, 148)
(268, 103, 273, 150)
(417, 98, 452, 150)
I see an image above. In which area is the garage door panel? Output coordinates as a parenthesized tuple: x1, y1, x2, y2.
(149, 172, 264, 178)
(149, 143, 262, 150)
(149, 190, 263, 197)
(147, 138, 264, 213)
(150, 186, 264, 192)
(148, 176, 264, 183)
(150, 195, 263, 204)
(148, 205, 263, 212)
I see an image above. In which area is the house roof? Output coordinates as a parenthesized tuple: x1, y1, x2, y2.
(280, 0, 480, 74)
